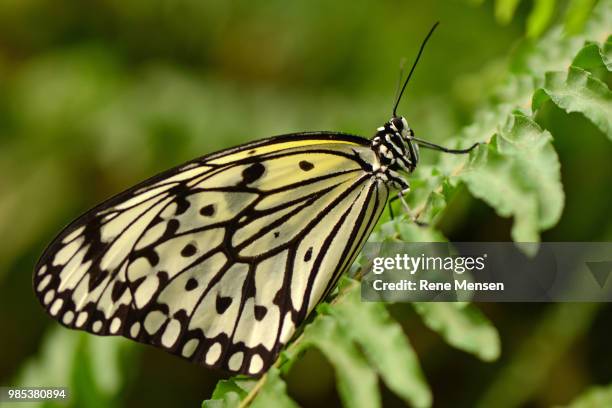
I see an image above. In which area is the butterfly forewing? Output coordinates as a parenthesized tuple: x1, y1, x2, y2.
(34, 132, 388, 376)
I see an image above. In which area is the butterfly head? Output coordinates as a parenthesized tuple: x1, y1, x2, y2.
(372, 21, 438, 183)
(389, 116, 412, 138)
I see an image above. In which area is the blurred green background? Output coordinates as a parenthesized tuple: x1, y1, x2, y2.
(0, 0, 611, 407)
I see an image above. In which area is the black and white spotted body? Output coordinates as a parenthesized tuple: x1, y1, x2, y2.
(370, 116, 418, 190)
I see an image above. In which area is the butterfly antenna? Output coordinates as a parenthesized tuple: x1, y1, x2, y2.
(392, 58, 407, 107)
(392, 22, 440, 118)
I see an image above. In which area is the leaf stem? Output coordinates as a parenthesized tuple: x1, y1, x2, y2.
(238, 373, 268, 408)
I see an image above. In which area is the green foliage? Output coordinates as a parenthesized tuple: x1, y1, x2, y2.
(526, 0, 557, 38)
(203, 377, 257, 408)
(477, 303, 601, 408)
(325, 284, 431, 408)
(565, 0, 600, 34)
(494, 0, 523, 24)
(409, 0, 611, 241)
(13, 328, 133, 408)
(249, 369, 299, 408)
(482, 0, 598, 37)
(412, 303, 500, 362)
(533, 39, 612, 138)
(203, 370, 298, 408)
(460, 113, 563, 242)
(563, 383, 612, 408)
(286, 313, 380, 408)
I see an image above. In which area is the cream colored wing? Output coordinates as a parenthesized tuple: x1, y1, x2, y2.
(34, 132, 388, 376)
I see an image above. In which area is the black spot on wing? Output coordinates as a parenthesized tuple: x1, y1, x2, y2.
(240, 163, 265, 185)
(199, 204, 215, 217)
(181, 244, 197, 257)
(216, 295, 232, 314)
(185, 278, 198, 291)
(304, 247, 313, 262)
(298, 160, 314, 171)
(254, 305, 267, 321)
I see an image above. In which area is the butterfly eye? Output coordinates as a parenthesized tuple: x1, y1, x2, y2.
(391, 117, 404, 131)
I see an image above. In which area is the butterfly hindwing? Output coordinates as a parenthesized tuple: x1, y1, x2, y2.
(34, 132, 388, 375)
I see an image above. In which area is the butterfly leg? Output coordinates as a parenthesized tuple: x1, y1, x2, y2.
(398, 188, 411, 213)
(388, 188, 428, 226)
(388, 187, 410, 219)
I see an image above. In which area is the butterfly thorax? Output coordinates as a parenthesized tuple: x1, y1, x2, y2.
(370, 116, 418, 190)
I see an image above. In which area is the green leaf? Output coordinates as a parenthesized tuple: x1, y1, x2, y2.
(413, 303, 501, 362)
(397, 222, 448, 243)
(14, 329, 132, 408)
(88, 336, 129, 395)
(572, 38, 612, 74)
(71, 335, 109, 408)
(373, 216, 447, 243)
(285, 315, 380, 408)
(533, 66, 612, 139)
(526, 0, 556, 38)
(16, 328, 80, 389)
(495, 0, 522, 24)
(202, 377, 257, 408)
(564, 0, 598, 34)
(485, 0, 599, 36)
(328, 281, 432, 408)
(250, 369, 299, 408)
(459, 113, 564, 242)
(606, 35, 612, 70)
(564, 383, 612, 407)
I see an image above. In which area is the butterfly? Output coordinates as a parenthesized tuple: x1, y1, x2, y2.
(33, 23, 478, 376)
